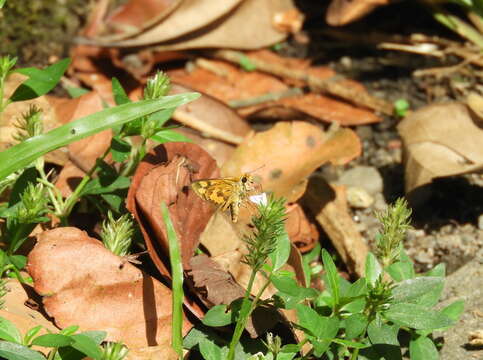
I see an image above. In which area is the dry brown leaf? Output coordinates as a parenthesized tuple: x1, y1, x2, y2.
(97, 0, 182, 40)
(302, 178, 368, 277)
(326, 0, 390, 26)
(222, 121, 361, 202)
(27, 227, 190, 348)
(0, 280, 59, 355)
(286, 203, 319, 253)
(127, 143, 219, 277)
(170, 83, 251, 145)
(103, 0, 244, 47)
(148, 0, 294, 51)
(397, 102, 483, 194)
(127, 345, 179, 360)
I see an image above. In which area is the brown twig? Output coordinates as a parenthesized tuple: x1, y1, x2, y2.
(228, 87, 303, 108)
(413, 53, 483, 78)
(207, 49, 394, 115)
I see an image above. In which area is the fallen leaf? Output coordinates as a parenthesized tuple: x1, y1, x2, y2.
(127, 345, 179, 360)
(285, 203, 319, 253)
(222, 121, 361, 202)
(99, 0, 183, 40)
(397, 102, 483, 194)
(326, 0, 390, 26)
(27, 227, 190, 348)
(302, 178, 368, 277)
(0, 280, 59, 355)
(272, 8, 305, 34)
(102, 0, 244, 47)
(127, 143, 219, 277)
(147, 0, 294, 51)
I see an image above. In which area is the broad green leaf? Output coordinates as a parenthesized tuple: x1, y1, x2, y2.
(322, 249, 340, 306)
(11, 59, 71, 101)
(59, 325, 79, 336)
(385, 303, 454, 330)
(0, 317, 22, 343)
(202, 305, 232, 327)
(392, 277, 444, 303)
(66, 87, 89, 98)
(0, 340, 45, 360)
(416, 264, 446, 307)
(340, 297, 366, 313)
(345, 313, 368, 339)
(151, 129, 192, 144)
(111, 78, 131, 105)
(81, 176, 130, 195)
(409, 336, 438, 360)
(441, 300, 465, 322)
(9, 255, 27, 270)
(367, 319, 399, 346)
(269, 231, 290, 271)
(386, 261, 415, 281)
(345, 278, 367, 298)
(296, 304, 339, 340)
(101, 194, 124, 213)
(0, 93, 199, 180)
(23, 325, 42, 345)
(110, 136, 131, 163)
(31, 334, 73, 347)
(70, 334, 102, 359)
(365, 252, 381, 286)
(199, 338, 227, 360)
(271, 274, 318, 299)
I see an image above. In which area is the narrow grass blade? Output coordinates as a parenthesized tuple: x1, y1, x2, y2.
(160, 202, 184, 358)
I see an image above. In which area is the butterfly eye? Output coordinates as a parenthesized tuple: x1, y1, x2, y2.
(241, 176, 248, 183)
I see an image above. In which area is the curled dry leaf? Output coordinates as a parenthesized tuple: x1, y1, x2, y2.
(27, 227, 190, 348)
(102, 0, 243, 47)
(302, 178, 368, 277)
(397, 102, 483, 194)
(127, 142, 219, 277)
(148, 0, 294, 51)
(97, 0, 182, 40)
(286, 203, 319, 253)
(326, 0, 390, 26)
(222, 121, 361, 202)
(170, 83, 251, 145)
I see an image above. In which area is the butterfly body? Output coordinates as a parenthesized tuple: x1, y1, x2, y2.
(191, 174, 257, 222)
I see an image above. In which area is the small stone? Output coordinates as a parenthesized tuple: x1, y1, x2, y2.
(347, 186, 374, 209)
(478, 214, 483, 230)
(337, 166, 384, 195)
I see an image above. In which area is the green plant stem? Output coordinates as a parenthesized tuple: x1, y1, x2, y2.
(350, 347, 360, 360)
(227, 269, 257, 360)
(59, 148, 109, 224)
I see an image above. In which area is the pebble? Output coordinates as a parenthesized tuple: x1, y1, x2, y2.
(346, 186, 374, 208)
(478, 214, 483, 230)
(337, 165, 384, 195)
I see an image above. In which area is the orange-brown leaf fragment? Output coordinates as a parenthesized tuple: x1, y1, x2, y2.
(27, 227, 190, 348)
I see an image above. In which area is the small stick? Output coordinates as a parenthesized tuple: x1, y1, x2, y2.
(172, 109, 244, 145)
(228, 87, 303, 108)
(194, 58, 230, 78)
(207, 49, 394, 115)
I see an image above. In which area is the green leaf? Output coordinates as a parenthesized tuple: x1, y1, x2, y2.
(66, 87, 89, 99)
(70, 334, 102, 359)
(82, 176, 130, 195)
(23, 325, 42, 345)
(386, 261, 415, 281)
(0, 93, 200, 181)
(393, 99, 410, 117)
(238, 54, 257, 71)
(0, 317, 22, 343)
(345, 313, 368, 339)
(345, 278, 367, 298)
(392, 277, 444, 304)
(101, 194, 124, 213)
(409, 336, 439, 360)
(8, 167, 37, 207)
(0, 340, 45, 360)
(367, 320, 399, 346)
(269, 231, 290, 271)
(0, 0, 6, 9)
(271, 274, 318, 299)
(11, 59, 71, 102)
(59, 326, 79, 336)
(79, 331, 106, 344)
(296, 304, 339, 340)
(9, 255, 27, 270)
(321, 249, 340, 306)
(331, 338, 370, 349)
(161, 202, 184, 357)
(415, 264, 445, 307)
(111, 78, 131, 105)
(110, 136, 131, 163)
(199, 338, 227, 360)
(151, 129, 192, 144)
(365, 252, 381, 286)
(202, 305, 232, 327)
(31, 334, 73, 347)
(385, 303, 454, 330)
(441, 300, 465, 322)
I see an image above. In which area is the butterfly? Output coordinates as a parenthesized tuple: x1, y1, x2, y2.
(191, 174, 259, 223)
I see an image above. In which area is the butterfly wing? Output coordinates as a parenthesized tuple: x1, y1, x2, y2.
(191, 178, 238, 211)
